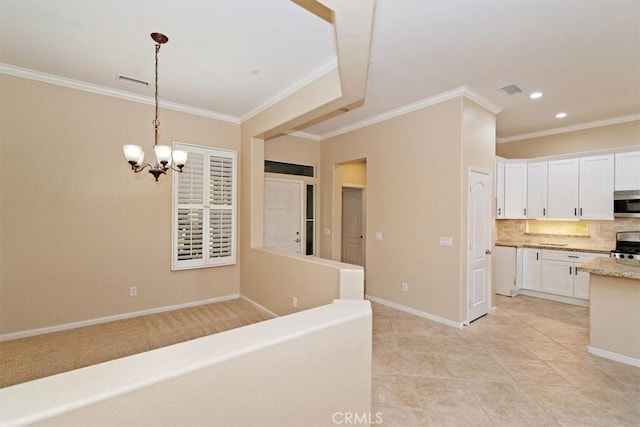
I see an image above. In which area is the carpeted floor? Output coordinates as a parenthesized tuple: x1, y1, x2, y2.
(0, 298, 273, 388)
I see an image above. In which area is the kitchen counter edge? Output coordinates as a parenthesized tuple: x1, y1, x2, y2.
(578, 257, 640, 280)
(494, 241, 611, 254)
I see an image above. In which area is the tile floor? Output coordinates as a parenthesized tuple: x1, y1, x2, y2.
(371, 295, 640, 426)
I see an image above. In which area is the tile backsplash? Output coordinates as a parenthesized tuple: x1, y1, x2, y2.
(495, 218, 640, 251)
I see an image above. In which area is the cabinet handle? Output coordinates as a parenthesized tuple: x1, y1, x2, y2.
(498, 208, 501, 215)
(543, 208, 546, 216)
(524, 208, 527, 216)
(568, 255, 579, 259)
(569, 266, 572, 275)
(580, 207, 583, 216)
(536, 252, 539, 261)
(574, 208, 577, 216)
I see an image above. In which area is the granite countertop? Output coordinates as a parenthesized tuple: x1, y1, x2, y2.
(494, 240, 611, 254)
(578, 257, 640, 280)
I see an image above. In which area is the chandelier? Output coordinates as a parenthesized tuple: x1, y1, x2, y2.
(123, 33, 187, 181)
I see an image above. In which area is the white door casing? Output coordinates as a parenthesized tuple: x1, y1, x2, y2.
(264, 179, 303, 254)
(468, 169, 492, 322)
(341, 187, 364, 266)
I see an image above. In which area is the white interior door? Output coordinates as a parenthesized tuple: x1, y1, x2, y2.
(468, 169, 491, 322)
(264, 179, 302, 254)
(341, 188, 364, 266)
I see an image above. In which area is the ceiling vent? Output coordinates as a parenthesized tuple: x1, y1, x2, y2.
(500, 84, 522, 95)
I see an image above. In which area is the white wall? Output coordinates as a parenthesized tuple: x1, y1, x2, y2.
(0, 300, 372, 427)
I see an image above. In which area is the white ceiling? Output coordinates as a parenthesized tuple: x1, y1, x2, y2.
(1, 0, 639, 141)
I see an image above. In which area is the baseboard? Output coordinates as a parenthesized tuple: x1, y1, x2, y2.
(0, 294, 240, 342)
(239, 295, 279, 318)
(517, 289, 589, 307)
(587, 345, 640, 368)
(365, 295, 464, 329)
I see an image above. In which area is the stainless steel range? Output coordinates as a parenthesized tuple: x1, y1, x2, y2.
(610, 231, 640, 267)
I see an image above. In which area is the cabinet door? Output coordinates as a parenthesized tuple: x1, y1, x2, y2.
(504, 163, 527, 219)
(542, 259, 574, 296)
(496, 162, 505, 218)
(615, 151, 640, 191)
(527, 162, 548, 219)
(522, 249, 542, 290)
(579, 155, 614, 220)
(573, 263, 591, 300)
(547, 159, 579, 219)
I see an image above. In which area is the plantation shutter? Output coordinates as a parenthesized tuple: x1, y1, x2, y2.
(172, 143, 236, 270)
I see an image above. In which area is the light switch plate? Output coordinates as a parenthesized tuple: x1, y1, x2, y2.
(323, 228, 331, 236)
(375, 231, 383, 241)
(439, 236, 453, 247)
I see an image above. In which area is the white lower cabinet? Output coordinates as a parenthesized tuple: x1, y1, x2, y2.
(522, 248, 542, 290)
(541, 250, 597, 300)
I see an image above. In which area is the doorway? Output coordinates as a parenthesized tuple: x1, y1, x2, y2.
(264, 179, 303, 254)
(341, 187, 364, 266)
(467, 168, 492, 322)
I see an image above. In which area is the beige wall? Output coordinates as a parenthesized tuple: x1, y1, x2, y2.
(460, 98, 498, 315)
(341, 161, 367, 187)
(239, 1, 375, 316)
(590, 275, 640, 361)
(320, 97, 498, 323)
(0, 74, 241, 334)
(497, 120, 640, 159)
(1, 300, 373, 427)
(265, 134, 320, 167)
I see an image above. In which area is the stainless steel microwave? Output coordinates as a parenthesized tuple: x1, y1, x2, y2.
(614, 190, 640, 218)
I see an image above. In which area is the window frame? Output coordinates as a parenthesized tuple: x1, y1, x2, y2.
(171, 142, 237, 270)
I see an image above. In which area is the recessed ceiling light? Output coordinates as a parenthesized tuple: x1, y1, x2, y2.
(529, 92, 543, 99)
(555, 112, 567, 119)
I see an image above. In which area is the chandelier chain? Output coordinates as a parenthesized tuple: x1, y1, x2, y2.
(153, 43, 160, 130)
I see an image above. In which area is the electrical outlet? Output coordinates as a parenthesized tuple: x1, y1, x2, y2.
(439, 236, 453, 247)
(292, 296, 298, 308)
(401, 282, 408, 292)
(129, 286, 137, 297)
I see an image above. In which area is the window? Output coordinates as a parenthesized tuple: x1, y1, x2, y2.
(306, 184, 315, 255)
(264, 160, 315, 177)
(172, 142, 237, 270)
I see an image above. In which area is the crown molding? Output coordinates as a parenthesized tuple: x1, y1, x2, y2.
(287, 131, 323, 141)
(0, 63, 241, 124)
(301, 85, 501, 141)
(240, 58, 338, 123)
(497, 114, 640, 143)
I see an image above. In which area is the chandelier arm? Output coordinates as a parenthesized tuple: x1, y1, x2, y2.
(131, 162, 153, 173)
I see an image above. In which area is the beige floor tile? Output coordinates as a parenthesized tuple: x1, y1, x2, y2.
(520, 340, 587, 362)
(471, 382, 554, 421)
(491, 417, 561, 426)
(390, 318, 434, 336)
(373, 406, 426, 427)
(374, 319, 394, 333)
(545, 360, 624, 389)
(420, 386, 485, 415)
(396, 334, 443, 353)
(495, 358, 572, 386)
(535, 327, 589, 345)
(423, 410, 493, 427)
(445, 354, 515, 384)
(435, 336, 492, 356)
(372, 374, 422, 409)
(401, 351, 454, 378)
(524, 384, 632, 426)
(374, 331, 400, 351)
(374, 350, 408, 374)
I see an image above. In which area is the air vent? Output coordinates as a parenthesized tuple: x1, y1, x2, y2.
(116, 74, 149, 87)
(500, 84, 522, 95)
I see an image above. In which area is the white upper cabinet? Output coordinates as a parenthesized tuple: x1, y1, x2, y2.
(579, 154, 614, 220)
(527, 162, 548, 219)
(504, 163, 527, 218)
(615, 151, 640, 191)
(547, 158, 579, 219)
(496, 161, 505, 218)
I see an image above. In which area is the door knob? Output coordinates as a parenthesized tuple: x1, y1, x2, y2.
(485, 249, 492, 255)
